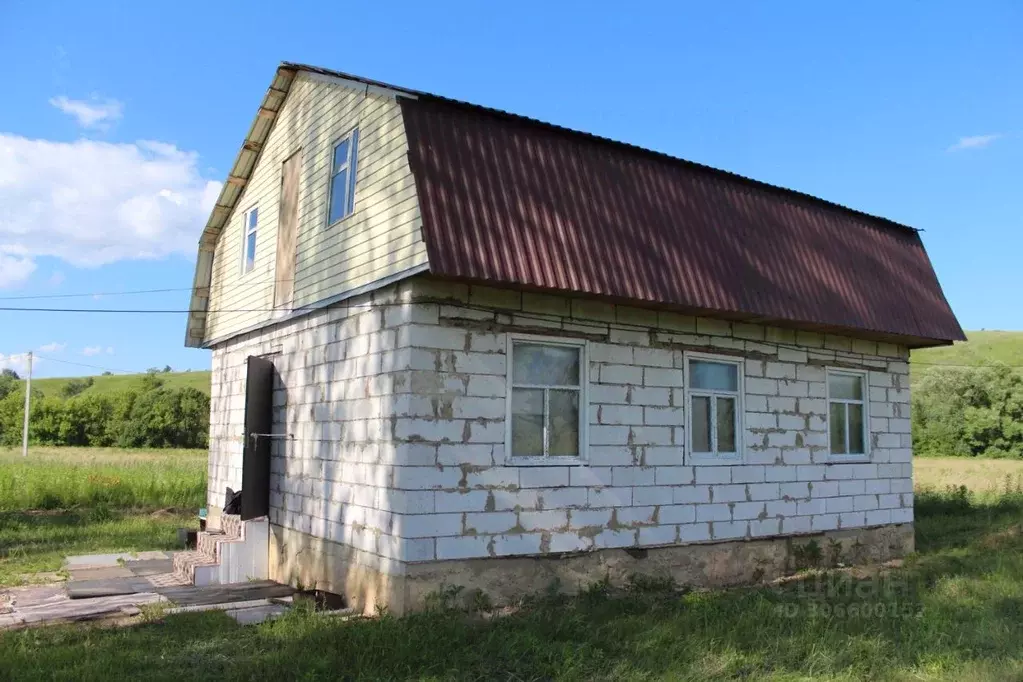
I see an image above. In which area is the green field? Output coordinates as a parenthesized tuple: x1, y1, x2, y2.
(27, 370, 211, 397)
(0, 447, 205, 584)
(912, 330, 1023, 382)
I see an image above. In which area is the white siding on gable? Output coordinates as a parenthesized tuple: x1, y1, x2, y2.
(290, 76, 425, 309)
(205, 72, 427, 343)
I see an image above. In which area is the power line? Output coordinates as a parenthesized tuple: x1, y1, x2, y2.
(0, 277, 300, 302)
(0, 287, 191, 301)
(32, 354, 138, 375)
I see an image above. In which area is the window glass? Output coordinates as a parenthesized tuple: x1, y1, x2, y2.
(716, 396, 736, 453)
(242, 208, 258, 273)
(328, 130, 359, 224)
(848, 403, 865, 454)
(332, 138, 350, 170)
(245, 231, 256, 271)
(511, 388, 544, 457)
(512, 344, 580, 386)
(829, 373, 863, 400)
(329, 169, 349, 225)
(829, 402, 847, 454)
(547, 390, 579, 456)
(690, 360, 738, 391)
(691, 395, 711, 452)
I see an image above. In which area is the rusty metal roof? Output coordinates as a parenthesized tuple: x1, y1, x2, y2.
(400, 96, 964, 346)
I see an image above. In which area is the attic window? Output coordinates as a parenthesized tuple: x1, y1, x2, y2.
(327, 128, 359, 225)
(241, 206, 258, 274)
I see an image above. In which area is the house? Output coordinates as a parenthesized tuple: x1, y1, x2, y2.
(184, 62, 964, 613)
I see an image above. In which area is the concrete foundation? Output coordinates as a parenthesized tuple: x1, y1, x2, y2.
(269, 522, 913, 614)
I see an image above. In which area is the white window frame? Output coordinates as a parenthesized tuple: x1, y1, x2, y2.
(240, 205, 258, 276)
(826, 368, 871, 462)
(505, 334, 589, 466)
(325, 127, 359, 227)
(684, 351, 744, 465)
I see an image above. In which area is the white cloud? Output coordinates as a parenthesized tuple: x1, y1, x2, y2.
(0, 250, 36, 288)
(38, 342, 66, 353)
(48, 271, 65, 287)
(0, 353, 40, 374)
(82, 346, 103, 356)
(49, 96, 123, 130)
(947, 134, 1002, 152)
(0, 134, 221, 277)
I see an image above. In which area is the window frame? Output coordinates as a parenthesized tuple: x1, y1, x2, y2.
(683, 351, 744, 466)
(325, 127, 360, 227)
(825, 367, 871, 462)
(505, 333, 589, 466)
(240, 204, 259, 276)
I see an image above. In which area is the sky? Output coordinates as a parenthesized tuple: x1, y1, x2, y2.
(0, 1, 1020, 378)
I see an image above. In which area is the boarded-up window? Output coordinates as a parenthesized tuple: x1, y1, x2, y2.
(274, 151, 301, 308)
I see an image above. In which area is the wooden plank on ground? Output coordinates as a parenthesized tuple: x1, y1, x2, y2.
(18, 593, 165, 625)
(154, 580, 296, 607)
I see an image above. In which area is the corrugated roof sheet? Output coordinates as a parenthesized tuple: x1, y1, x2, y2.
(400, 96, 964, 345)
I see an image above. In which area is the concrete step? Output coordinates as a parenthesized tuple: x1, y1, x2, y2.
(171, 515, 267, 587)
(171, 551, 219, 587)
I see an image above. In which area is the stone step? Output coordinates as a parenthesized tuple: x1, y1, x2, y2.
(172, 514, 267, 587)
(171, 551, 219, 587)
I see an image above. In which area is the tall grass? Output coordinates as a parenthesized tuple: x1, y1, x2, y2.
(0, 447, 206, 511)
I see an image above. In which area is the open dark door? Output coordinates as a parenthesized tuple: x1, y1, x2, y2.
(241, 355, 274, 520)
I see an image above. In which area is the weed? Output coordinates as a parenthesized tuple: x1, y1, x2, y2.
(423, 584, 464, 612)
(625, 573, 676, 593)
(467, 588, 493, 613)
(792, 539, 823, 570)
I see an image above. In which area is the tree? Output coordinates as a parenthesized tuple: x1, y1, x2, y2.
(162, 365, 172, 373)
(1, 368, 20, 380)
(0, 373, 17, 401)
(60, 377, 94, 399)
(102, 371, 113, 376)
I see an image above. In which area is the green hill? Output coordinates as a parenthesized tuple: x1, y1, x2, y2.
(912, 331, 1023, 383)
(28, 371, 211, 398)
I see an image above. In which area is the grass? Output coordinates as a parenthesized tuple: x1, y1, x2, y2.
(0, 447, 205, 584)
(911, 330, 1023, 385)
(0, 487, 1021, 679)
(28, 370, 211, 397)
(915, 456, 1023, 493)
(0, 511, 193, 585)
(1, 451, 1023, 679)
(0, 447, 206, 512)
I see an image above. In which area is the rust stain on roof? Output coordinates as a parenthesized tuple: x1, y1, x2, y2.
(400, 96, 964, 346)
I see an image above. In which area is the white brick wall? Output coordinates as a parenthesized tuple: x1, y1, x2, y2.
(208, 276, 913, 570)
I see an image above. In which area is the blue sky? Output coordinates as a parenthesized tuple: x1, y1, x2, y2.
(0, 1, 1019, 378)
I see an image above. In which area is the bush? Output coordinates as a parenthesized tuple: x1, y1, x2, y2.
(60, 377, 94, 399)
(913, 363, 1023, 458)
(0, 382, 208, 449)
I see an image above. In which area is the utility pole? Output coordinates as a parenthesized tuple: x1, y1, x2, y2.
(21, 351, 32, 457)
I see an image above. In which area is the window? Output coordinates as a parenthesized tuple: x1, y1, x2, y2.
(685, 353, 743, 462)
(241, 206, 258, 274)
(507, 336, 587, 463)
(327, 128, 359, 225)
(827, 369, 869, 458)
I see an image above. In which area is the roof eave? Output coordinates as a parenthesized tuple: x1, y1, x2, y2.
(183, 66, 298, 348)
